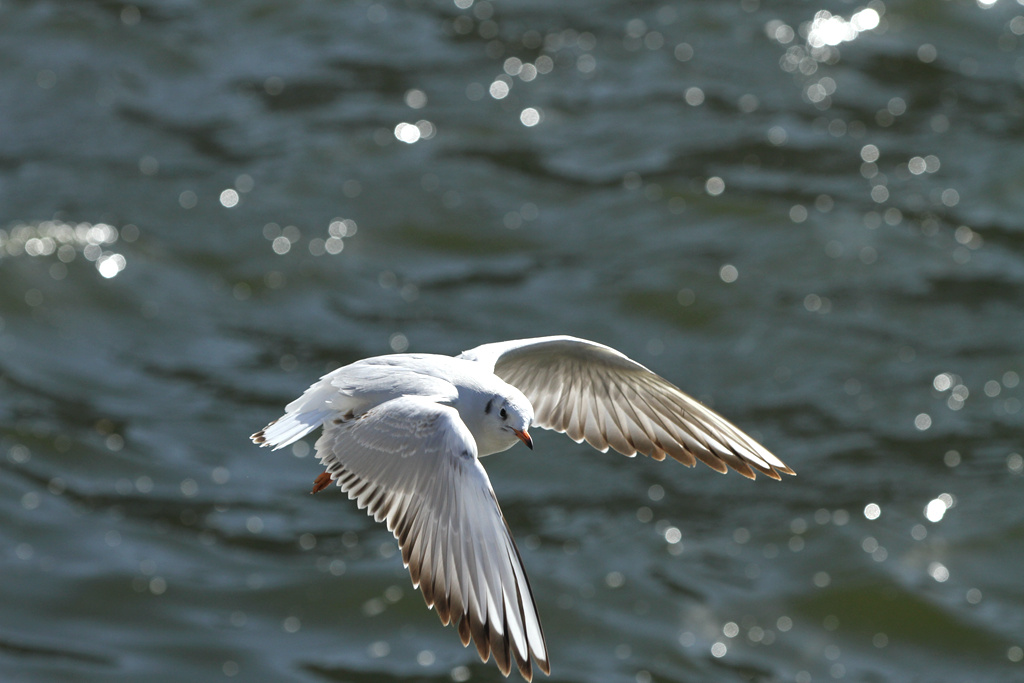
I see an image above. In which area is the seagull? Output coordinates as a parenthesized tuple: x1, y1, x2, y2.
(251, 335, 793, 680)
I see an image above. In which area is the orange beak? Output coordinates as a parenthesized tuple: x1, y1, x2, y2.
(513, 428, 533, 450)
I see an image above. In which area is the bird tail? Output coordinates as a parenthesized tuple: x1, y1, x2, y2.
(251, 381, 338, 450)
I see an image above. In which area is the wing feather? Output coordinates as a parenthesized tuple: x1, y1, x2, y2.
(461, 336, 793, 479)
(308, 395, 549, 679)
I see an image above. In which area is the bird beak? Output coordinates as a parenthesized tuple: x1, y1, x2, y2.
(513, 428, 533, 450)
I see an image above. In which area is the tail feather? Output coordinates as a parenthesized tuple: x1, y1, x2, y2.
(253, 373, 344, 450)
(251, 409, 332, 450)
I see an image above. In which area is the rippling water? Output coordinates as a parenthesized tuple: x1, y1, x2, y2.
(2, 1, 1023, 682)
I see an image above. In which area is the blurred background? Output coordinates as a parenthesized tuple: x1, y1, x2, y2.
(2, 0, 1023, 681)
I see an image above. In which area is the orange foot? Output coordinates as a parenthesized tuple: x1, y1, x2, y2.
(311, 471, 333, 494)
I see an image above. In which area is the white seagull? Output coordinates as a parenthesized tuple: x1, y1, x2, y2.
(251, 335, 793, 680)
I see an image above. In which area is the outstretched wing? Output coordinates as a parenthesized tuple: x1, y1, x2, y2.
(460, 336, 793, 480)
(312, 395, 550, 680)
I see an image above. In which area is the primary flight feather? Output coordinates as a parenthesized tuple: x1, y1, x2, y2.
(251, 335, 793, 680)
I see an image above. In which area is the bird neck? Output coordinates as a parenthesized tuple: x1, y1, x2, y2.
(455, 392, 517, 458)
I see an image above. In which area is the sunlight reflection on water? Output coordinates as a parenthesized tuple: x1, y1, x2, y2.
(0, 220, 132, 279)
(2, 1, 1024, 682)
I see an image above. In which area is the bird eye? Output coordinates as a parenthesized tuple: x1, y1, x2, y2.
(499, 408, 507, 419)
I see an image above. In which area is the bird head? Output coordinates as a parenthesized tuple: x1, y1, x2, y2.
(478, 388, 534, 455)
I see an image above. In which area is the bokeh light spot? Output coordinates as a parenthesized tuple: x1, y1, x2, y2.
(394, 122, 421, 144)
(520, 107, 541, 127)
(925, 497, 948, 522)
(768, 126, 788, 146)
(220, 189, 239, 208)
(684, 87, 705, 106)
(489, 80, 510, 99)
(705, 177, 725, 196)
(404, 89, 427, 109)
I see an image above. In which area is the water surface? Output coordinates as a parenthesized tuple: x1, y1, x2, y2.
(2, 1, 1023, 682)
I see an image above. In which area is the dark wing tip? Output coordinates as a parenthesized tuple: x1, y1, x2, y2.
(490, 621, 512, 676)
(513, 650, 533, 681)
(710, 451, 797, 481)
(692, 450, 730, 475)
(457, 616, 472, 646)
(749, 458, 796, 480)
(610, 433, 795, 483)
(434, 593, 452, 625)
(733, 462, 758, 480)
(471, 615, 491, 663)
(744, 451, 796, 480)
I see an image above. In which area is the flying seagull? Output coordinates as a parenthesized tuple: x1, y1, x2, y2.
(252, 335, 793, 680)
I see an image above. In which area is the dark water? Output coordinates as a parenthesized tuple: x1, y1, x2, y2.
(2, 1, 1023, 681)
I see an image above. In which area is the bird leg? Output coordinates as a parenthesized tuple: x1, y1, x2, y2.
(311, 471, 333, 494)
